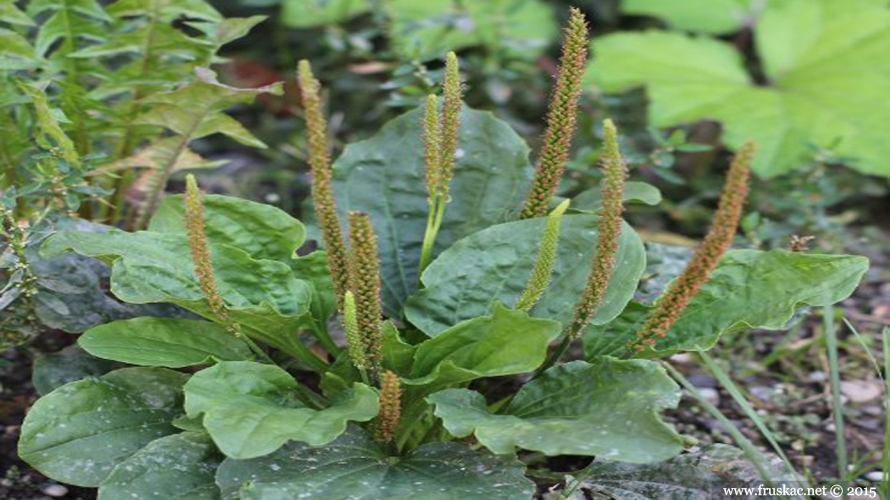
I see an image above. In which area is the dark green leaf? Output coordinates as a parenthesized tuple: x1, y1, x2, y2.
(32, 345, 120, 396)
(571, 181, 663, 211)
(429, 358, 683, 462)
(215, 426, 535, 500)
(19, 367, 188, 487)
(405, 215, 646, 337)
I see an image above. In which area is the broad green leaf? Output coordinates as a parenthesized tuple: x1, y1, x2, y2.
(281, 0, 370, 27)
(98, 432, 221, 500)
(289, 251, 337, 329)
(149, 193, 305, 263)
(623, 0, 754, 34)
(429, 358, 683, 463)
(215, 426, 535, 500)
(41, 230, 315, 359)
(590, 0, 890, 176)
(585, 249, 870, 357)
(183, 361, 378, 459)
(406, 302, 561, 387)
(405, 214, 646, 337)
(386, 0, 556, 61)
(32, 345, 120, 396)
(571, 444, 781, 499)
(570, 181, 663, 212)
(19, 367, 188, 487)
(331, 104, 533, 317)
(80, 317, 253, 368)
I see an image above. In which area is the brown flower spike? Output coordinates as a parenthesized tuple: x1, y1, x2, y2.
(423, 94, 442, 199)
(520, 7, 589, 219)
(568, 119, 626, 339)
(438, 51, 462, 194)
(374, 370, 401, 444)
(298, 60, 350, 311)
(630, 142, 757, 352)
(184, 174, 240, 337)
(347, 211, 383, 377)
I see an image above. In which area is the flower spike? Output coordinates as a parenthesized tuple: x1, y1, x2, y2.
(347, 211, 383, 378)
(567, 119, 626, 340)
(424, 94, 442, 199)
(520, 7, 590, 219)
(374, 370, 402, 444)
(298, 60, 350, 311)
(184, 175, 236, 334)
(439, 51, 462, 194)
(629, 142, 756, 352)
(516, 199, 570, 312)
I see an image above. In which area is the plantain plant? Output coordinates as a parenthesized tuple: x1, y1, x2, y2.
(16, 8, 869, 499)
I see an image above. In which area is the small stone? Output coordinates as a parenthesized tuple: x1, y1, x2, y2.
(697, 387, 720, 405)
(669, 353, 693, 364)
(42, 484, 68, 497)
(840, 380, 883, 404)
(865, 471, 883, 482)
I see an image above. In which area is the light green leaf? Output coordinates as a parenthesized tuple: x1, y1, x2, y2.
(41, 230, 315, 359)
(0, 29, 41, 70)
(281, 0, 370, 28)
(585, 249, 870, 357)
(79, 317, 253, 368)
(406, 302, 562, 387)
(332, 104, 533, 317)
(19, 367, 187, 487)
(32, 345, 120, 396)
(590, 0, 890, 176)
(98, 432, 221, 500)
(215, 426, 535, 500)
(16, 82, 80, 166)
(289, 251, 337, 328)
(405, 214, 646, 337)
(149, 193, 305, 263)
(183, 361, 378, 459)
(623, 0, 755, 34)
(429, 358, 683, 462)
(103, 138, 227, 174)
(0, 1, 35, 26)
(571, 181, 662, 211)
(28, 0, 111, 57)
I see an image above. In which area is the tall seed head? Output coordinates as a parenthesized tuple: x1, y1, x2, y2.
(424, 94, 442, 200)
(520, 7, 590, 219)
(630, 142, 756, 352)
(374, 370, 401, 444)
(516, 199, 570, 312)
(347, 211, 383, 377)
(568, 119, 626, 339)
(342, 291, 367, 371)
(298, 60, 350, 311)
(438, 51, 462, 195)
(184, 174, 240, 337)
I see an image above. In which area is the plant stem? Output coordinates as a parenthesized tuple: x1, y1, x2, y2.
(418, 195, 446, 277)
(824, 306, 849, 497)
(881, 326, 890, 499)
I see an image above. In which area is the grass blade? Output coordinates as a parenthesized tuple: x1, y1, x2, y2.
(824, 305, 849, 498)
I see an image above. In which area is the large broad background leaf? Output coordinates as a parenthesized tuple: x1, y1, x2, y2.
(331, 104, 533, 317)
(215, 426, 535, 500)
(429, 358, 683, 463)
(79, 317, 254, 368)
(19, 367, 188, 487)
(98, 432, 222, 500)
(623, 0, 756, 34)
(585, 249, 869, 357)
(405, 214, 646, 337)
(41, 230, 315, 360)
(31, 345, 120, 396)
(183, 361, 378, 459)
(589, 0, 890, 177)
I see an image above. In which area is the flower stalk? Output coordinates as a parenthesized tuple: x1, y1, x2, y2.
(298, 60, 350, 311)
(183, 174, 274, 364)
(628, 142, 756, 353)
(347, 211, 384, 380)
(520, 7, 589, 219)
(515, 199, 570, 312)
(418, 52, 462, 277)
(535, 119, 626, 375)
(374, 370, 401, 445)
